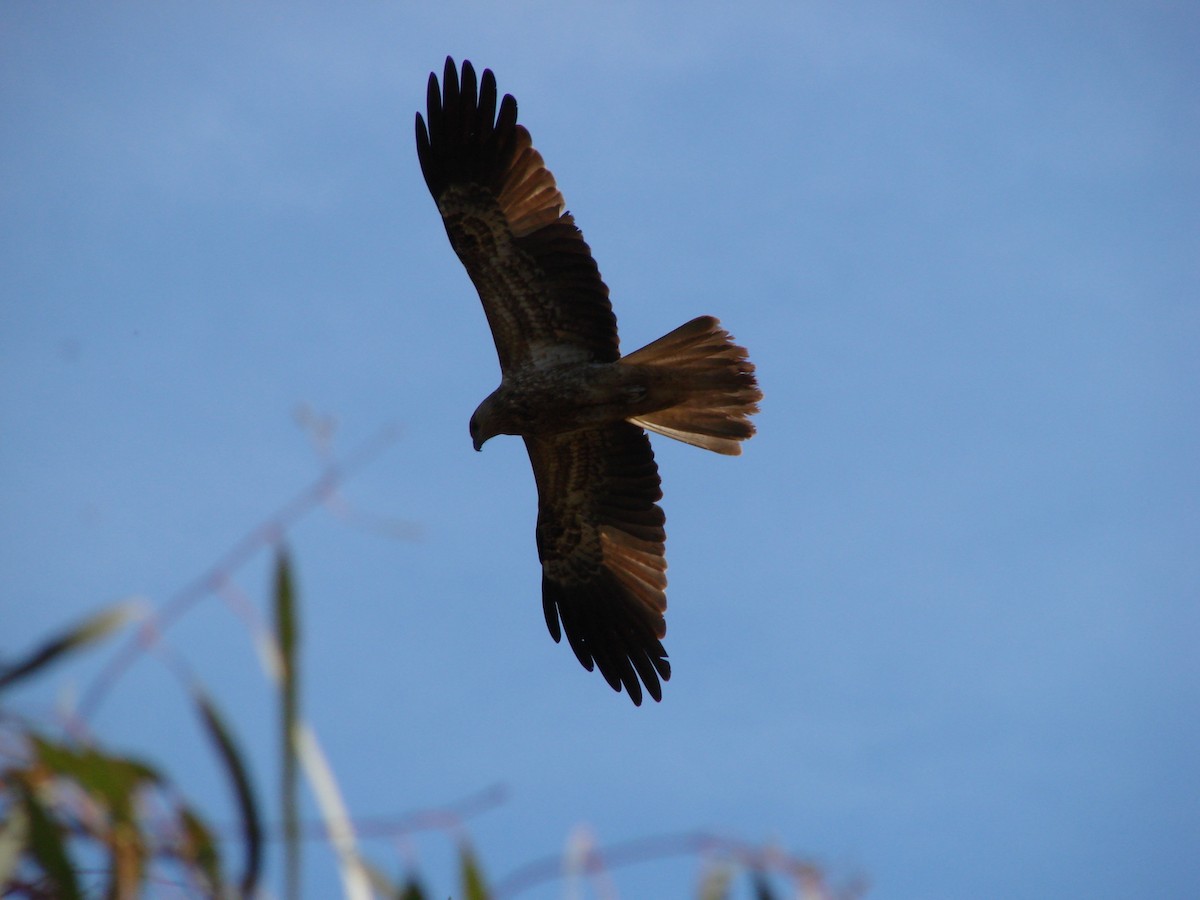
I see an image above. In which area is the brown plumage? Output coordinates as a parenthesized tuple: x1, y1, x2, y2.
(416, 58, 761, 704)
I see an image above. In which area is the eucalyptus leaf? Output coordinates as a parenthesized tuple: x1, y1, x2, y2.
(192, 687, 262, 897)
(460, 841, 491, 900)
(0, 602, 136, 693)
(16, 777, 82, 900)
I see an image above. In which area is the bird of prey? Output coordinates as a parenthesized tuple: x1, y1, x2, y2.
(415, 57, 761, 705)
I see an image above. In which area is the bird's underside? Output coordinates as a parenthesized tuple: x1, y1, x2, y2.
(416, 57, 761, 705)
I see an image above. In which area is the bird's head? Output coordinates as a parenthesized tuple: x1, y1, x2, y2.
(469, 394, 502, 452)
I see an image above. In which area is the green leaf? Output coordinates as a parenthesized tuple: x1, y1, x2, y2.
(274, 545, 298, 681)
(355, 860, 419, 899)
(698, 862, 732, 900)
(0, 601, 135, 693)
(750, 868, 779, 900)
(23, 736, 159, 898)
(15, 776, 82, 900)
(192, 687, 262, 898)
(397, 874, 429, 900)
(177, 805, 224, 895)
(459, 841, 491, 900)
(0, 801, 30, 888)
(31, 735, 161, 824)
(274, 546, 301, 900)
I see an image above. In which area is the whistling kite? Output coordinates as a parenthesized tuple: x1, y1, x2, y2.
(416, 58, 761, 705)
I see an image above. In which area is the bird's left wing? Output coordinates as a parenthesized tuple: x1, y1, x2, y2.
(416, 57, 619, 372)
(524, 423, 671, 705)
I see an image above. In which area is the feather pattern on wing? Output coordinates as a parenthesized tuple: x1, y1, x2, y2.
(415, 57, 619, 371)
(524, 423, 671, 705)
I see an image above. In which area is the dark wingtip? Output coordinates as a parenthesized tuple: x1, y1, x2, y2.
(541, 573, 670, 706)
(542, 587, 562, 642)
(425, 69, 440, 120)
(417, 57, 517, 200)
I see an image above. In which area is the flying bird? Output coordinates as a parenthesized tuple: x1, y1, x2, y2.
(415, 58, 761, 705)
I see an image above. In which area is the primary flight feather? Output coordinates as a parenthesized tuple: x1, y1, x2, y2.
(415, 57, 761, 705)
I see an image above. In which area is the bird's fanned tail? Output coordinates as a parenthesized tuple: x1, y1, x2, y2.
(624, 316, 762, 455)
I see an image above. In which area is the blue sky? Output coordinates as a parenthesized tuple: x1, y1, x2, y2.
(2, 3, 1197, 898)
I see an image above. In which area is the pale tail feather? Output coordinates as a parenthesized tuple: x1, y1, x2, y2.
(623, 316, 762, 455)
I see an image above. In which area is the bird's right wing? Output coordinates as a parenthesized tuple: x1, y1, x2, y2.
(416, 57, 620, 372)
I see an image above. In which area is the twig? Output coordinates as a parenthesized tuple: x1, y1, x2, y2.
(207, 783, 508, 842)
(493, 830, 850, 899)
(75, 423, 401, 722)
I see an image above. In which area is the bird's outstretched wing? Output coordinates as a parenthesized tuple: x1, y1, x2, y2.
(524, 423, 671, 705)
(416, 57, 619, 371)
